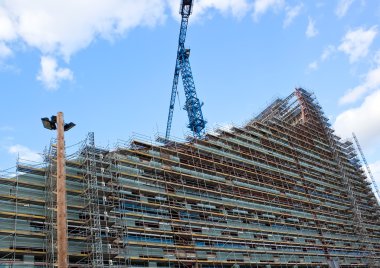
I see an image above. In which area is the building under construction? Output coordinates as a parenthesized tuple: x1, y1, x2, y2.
(0, 88, 379, 267)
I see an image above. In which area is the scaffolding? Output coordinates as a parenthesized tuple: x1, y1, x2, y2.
(295, 89, 376, 267)
(82, 132, 105, 266)
(78, 132, 121, 267)
(44, 139, 57, 267)
(0, 89, 379, 267)
(352, 132, 380, 202)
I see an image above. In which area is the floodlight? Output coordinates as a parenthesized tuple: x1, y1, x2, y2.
(64, 122, 76, 132)
(42, 115, 75, 131)
(51, 115, 57, 124)
(41, 117, 56, 130)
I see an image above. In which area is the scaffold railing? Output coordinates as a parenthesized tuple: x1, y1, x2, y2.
(295, 88, 376, 267)
(352, 133, 380, 204)
(82, 132, 104, 267)
(44, 139, 57, 268)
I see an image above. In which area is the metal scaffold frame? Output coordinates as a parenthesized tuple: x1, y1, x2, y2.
(352, 132, 380, 202)
(79, 132, 121, 267)
(44, 139, 58, 267)
(294, 88, 376, 267)
(82, 132, 105, 267)
(101, 144, 121, 267)
(0, 89, 380, 267)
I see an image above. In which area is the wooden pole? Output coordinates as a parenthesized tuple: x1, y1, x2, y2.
(56, 112, 68, 268)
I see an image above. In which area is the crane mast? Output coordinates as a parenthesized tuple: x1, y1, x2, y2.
(352, 132, 380, 201)
(165, 0, 206, 140)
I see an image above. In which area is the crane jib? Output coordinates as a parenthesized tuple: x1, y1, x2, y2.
(165, 0, 207, 140)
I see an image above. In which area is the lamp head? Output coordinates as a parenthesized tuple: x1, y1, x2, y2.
(41, 117, 56, 130)
(64, 122, 76, 132)
(42, 115, 75, 131)
(51, 116, 57, 124)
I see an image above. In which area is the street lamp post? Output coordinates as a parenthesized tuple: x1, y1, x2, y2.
(41, 112, 75, 268)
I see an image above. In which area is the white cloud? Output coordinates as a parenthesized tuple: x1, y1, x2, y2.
(1, 0, 255, 63)
(8, 144, 42, 163)
(338, 26, 378, 63)
(0, 0, 267, 89)
(308, 61, 318, 71)
(37, 56, 73, 90)
(253, 0, 285, 21)
(307, 45, 335, 71)
(308, 26, 377, 72)
(374, 50, 380, 65)
(321, 45, 335, 61)
(334, 90, 380, 149)
(0, 0, 167, 89)
(0, 7, 17, 41)
(0, 0, 167, 60)
(306, 16, 318, 38)
(169, 0, 288, 22)
(335, 0, 355, 18)
(369, 160, 380, 177)
(207, 122, 235, 136)
(198, 0, 251, 19)
(283, 3, 303, 28)
(0, 42, 12, 58)
(339, 65, 380, 104)
(369, 160, 380, 195)
(167, 0, 251, 20)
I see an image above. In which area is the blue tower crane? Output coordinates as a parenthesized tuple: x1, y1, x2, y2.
(165, 0, 206, 140)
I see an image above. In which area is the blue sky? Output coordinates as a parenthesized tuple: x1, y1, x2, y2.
(0, 0, 380, 189)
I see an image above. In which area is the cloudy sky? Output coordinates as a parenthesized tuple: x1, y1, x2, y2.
(0, 0, 380, 190)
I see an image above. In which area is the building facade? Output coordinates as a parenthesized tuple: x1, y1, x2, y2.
(0, 89, 379, 267)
